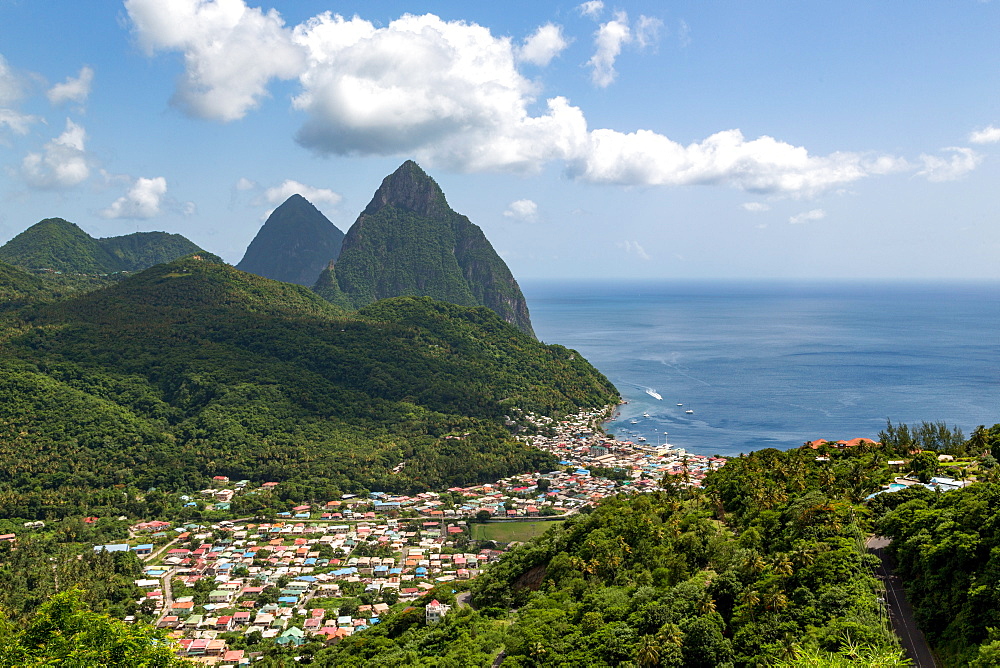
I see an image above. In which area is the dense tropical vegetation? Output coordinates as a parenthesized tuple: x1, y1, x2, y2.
(873, 478, 1000, 666)
(0, 589, 186, 666)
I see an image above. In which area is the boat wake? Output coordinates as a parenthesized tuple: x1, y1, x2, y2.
(644, 387, 663, 401)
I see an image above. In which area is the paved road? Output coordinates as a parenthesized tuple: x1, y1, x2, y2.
(155, 566, 177, 625)
(144, 536, 179, 562)
(866, 536, 938, 668)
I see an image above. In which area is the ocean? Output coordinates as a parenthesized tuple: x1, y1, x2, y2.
(522, 280, 1000, 458)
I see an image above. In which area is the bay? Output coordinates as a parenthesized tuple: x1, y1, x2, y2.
(522, 280, 1000, 457)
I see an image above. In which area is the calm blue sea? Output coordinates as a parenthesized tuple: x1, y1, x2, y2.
(521, 281, 1000, 458)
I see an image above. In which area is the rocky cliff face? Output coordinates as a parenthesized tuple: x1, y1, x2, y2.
(236, 194, 345, 286)
(316, 161, 535, 337)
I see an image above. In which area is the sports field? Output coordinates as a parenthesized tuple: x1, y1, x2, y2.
(470, 520, 564, 543)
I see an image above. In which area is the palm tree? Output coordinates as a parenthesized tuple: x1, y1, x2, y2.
(970, 425, 989, 455)
(774, 554, 794, 577)
(636, 634, 661, 667)
(762, 590, 788, 611)
(739, 589, 760, 620)
(528, 641, 548, 664)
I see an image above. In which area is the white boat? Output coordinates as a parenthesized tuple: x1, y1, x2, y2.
(685, 409, 694, 414)
(645, 388, 662, 401)
(637, 436, 647, 441)
(642, 412, 650, 418)
(630, 419, 638, 424)
(677, 403, 683, 406)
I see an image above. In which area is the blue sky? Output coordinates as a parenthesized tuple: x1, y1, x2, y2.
(1, 0, 998, 280)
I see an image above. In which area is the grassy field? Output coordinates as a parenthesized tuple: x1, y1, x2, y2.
(471, 520, 565, 543)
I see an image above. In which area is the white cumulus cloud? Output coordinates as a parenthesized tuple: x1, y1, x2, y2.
(262, 179, 342, 206)
(503, 199, 538, 221)
(917, 147, 981, 182)
(578, 1, 604, 19)
(47, 66, 94, 105)
(587, 12, 631, 88)
(969, 125, 1000, 144)
(517, 24, 569, 67)
(100, 176, 169, 219)
(618, 240, 651, 261)
(741, 202, 770, 212)
(21, 119, 91, 189)
(125, 0, 306, 121)
(571, 128, 901, 195)
(789, 209, 826, 224)
(125, 2, 936, 197)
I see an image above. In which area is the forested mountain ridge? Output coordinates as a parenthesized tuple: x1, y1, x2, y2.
(236, 194, 345, 286)
(0, 255, 617, 520)
(0, 218, 202, 275)
(315, 161, 536, 337)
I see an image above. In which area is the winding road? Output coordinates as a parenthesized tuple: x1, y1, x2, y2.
(866, 536, 938, 668)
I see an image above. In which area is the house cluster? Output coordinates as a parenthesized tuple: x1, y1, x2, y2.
(138, 518, 501, 659)
(402, 410, 728, 520)
(520, 410, 727, 490)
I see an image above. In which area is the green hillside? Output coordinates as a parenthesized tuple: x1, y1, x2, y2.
(0, 256, 617, 519)
(0, 219, 203, 288)
(0, 260, 66, 311)
(98, 231, 203, 271)
(319, 161, 536, 336)
(0, 218, 119, 274)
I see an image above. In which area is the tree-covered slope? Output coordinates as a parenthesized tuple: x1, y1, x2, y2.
(98, 231, 203, 272)
(874, 472, 1000, 666)
(0, 256, 617, 518)
(0, 218, 204, 286)
(0, 218, 119, 274)
(318, 161, 535, 337)
(0, 260, 67, 311)
(236, 194, 345, 286)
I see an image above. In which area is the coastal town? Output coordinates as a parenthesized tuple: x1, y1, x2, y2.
(40, 409, 726, 663)
(1, 405, 983, 664)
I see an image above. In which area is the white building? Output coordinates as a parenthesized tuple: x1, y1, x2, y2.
(425, 599, 451, 625)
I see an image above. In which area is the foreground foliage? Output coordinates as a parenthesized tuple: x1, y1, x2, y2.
(316, 447, 905, 667)
(0, 589, 187, 667)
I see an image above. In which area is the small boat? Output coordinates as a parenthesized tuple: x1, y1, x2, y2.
(645, 388, 663, 401)
(642, 412, 650, 418)
(630, 420, 638, 424)
(638, 436, 647, 441)
(677, 403, 683, 406)
(685, 409, 694, 414)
